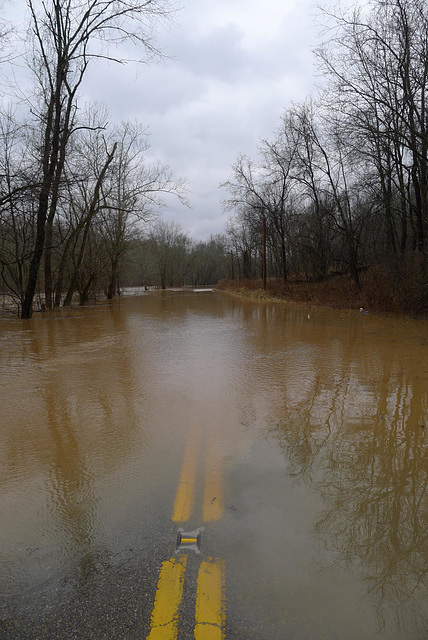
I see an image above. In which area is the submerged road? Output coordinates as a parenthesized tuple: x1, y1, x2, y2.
(147, 417, 226, 640)
(1, 290, 428, 639)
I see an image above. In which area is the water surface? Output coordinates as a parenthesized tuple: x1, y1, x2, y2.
(0, 290, 427, 638)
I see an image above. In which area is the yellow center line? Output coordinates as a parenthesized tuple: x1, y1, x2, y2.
(194, 558, 226, 640)
(147, 424, 227, 639)
(203, 446, 224, 523)
(172, 425, 200, 523)
(146, 556, 187, 640)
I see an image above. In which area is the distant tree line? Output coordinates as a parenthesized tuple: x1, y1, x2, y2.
(121, 222, 229, 290)
(222, 0, 428, 303)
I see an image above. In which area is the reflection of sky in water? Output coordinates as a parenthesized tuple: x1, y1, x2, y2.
(257, 307, 428, 634)
(0, 292, 427, 637)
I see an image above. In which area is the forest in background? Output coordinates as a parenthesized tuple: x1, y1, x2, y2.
(1, 0, 428, 317)
(221, 0, 428, 315)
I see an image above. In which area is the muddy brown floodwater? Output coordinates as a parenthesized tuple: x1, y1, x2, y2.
(0, 289, 428, 639)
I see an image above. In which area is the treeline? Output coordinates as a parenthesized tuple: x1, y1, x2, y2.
(124, 223, 229, 290)
(0, 0, 192, 318)
(0, 115, 190, 310)
(222, 0, 428, 311)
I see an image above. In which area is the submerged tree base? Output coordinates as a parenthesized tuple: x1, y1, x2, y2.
(218, 263, 428, 317)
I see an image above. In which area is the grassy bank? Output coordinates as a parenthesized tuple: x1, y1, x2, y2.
(217, 264, 428, 317)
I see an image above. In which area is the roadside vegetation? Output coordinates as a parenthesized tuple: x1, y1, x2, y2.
(221, 0, 428, 317)
(218, 256, 428, 316)
(0, 0, 188, 318)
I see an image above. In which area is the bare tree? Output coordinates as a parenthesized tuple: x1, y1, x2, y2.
(187, 235, 228, 286)
(20, 0, 176, 318)
(62, 140, 117, 306)
(147, 220, 189, 289)
(222, 155, 284, 282)
(99, 121, 187, 299)
(316, 0, 428, 263)
(0, 108, 36, 307)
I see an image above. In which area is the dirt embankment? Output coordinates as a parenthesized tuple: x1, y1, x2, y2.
(217, 266, 428, 318)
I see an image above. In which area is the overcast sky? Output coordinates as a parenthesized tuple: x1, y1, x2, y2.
(81, 0, 336, 240)
(7, 0, 333, 241)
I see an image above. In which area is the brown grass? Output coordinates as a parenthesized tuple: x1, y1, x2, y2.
(217, 261, 428, 317)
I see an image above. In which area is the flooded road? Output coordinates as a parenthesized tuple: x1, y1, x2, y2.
(0, 290, 427, 639)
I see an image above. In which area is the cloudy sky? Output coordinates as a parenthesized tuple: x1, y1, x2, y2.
(8, 0, 334, 240)
(81, 0, 336, 240)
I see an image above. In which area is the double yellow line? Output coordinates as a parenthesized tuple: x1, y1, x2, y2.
(147, 556, 225, 640)
(146, 425, 226, 640)
(172, 427, 224, 524)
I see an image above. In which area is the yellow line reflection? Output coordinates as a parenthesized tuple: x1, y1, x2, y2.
(203, 448, 224, 523)
(194, 558, 226, 640)
(146, 556, 187, 640)
(172, 427, 199, 523)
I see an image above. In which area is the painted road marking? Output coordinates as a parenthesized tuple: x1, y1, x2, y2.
(147, 425, 227, 639)
(194, 558, 226, 640)
(203, 447, 224, 523)
(172, 426, 200, 523)
(146, 556, 187, 640)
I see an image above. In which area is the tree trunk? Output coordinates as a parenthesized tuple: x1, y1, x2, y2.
(63, 142, 117, 306)
(21, 91, 59, 318)
(21, 181, 52, 318)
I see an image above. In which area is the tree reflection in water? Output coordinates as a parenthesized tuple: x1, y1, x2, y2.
(271, 354, 428, 634)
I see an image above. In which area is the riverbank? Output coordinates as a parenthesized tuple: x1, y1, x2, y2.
(217, 266, 428, 317)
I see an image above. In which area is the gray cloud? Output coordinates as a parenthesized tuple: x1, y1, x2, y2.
(80, 0, 329, 240)
(171, 23, 249, 83)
